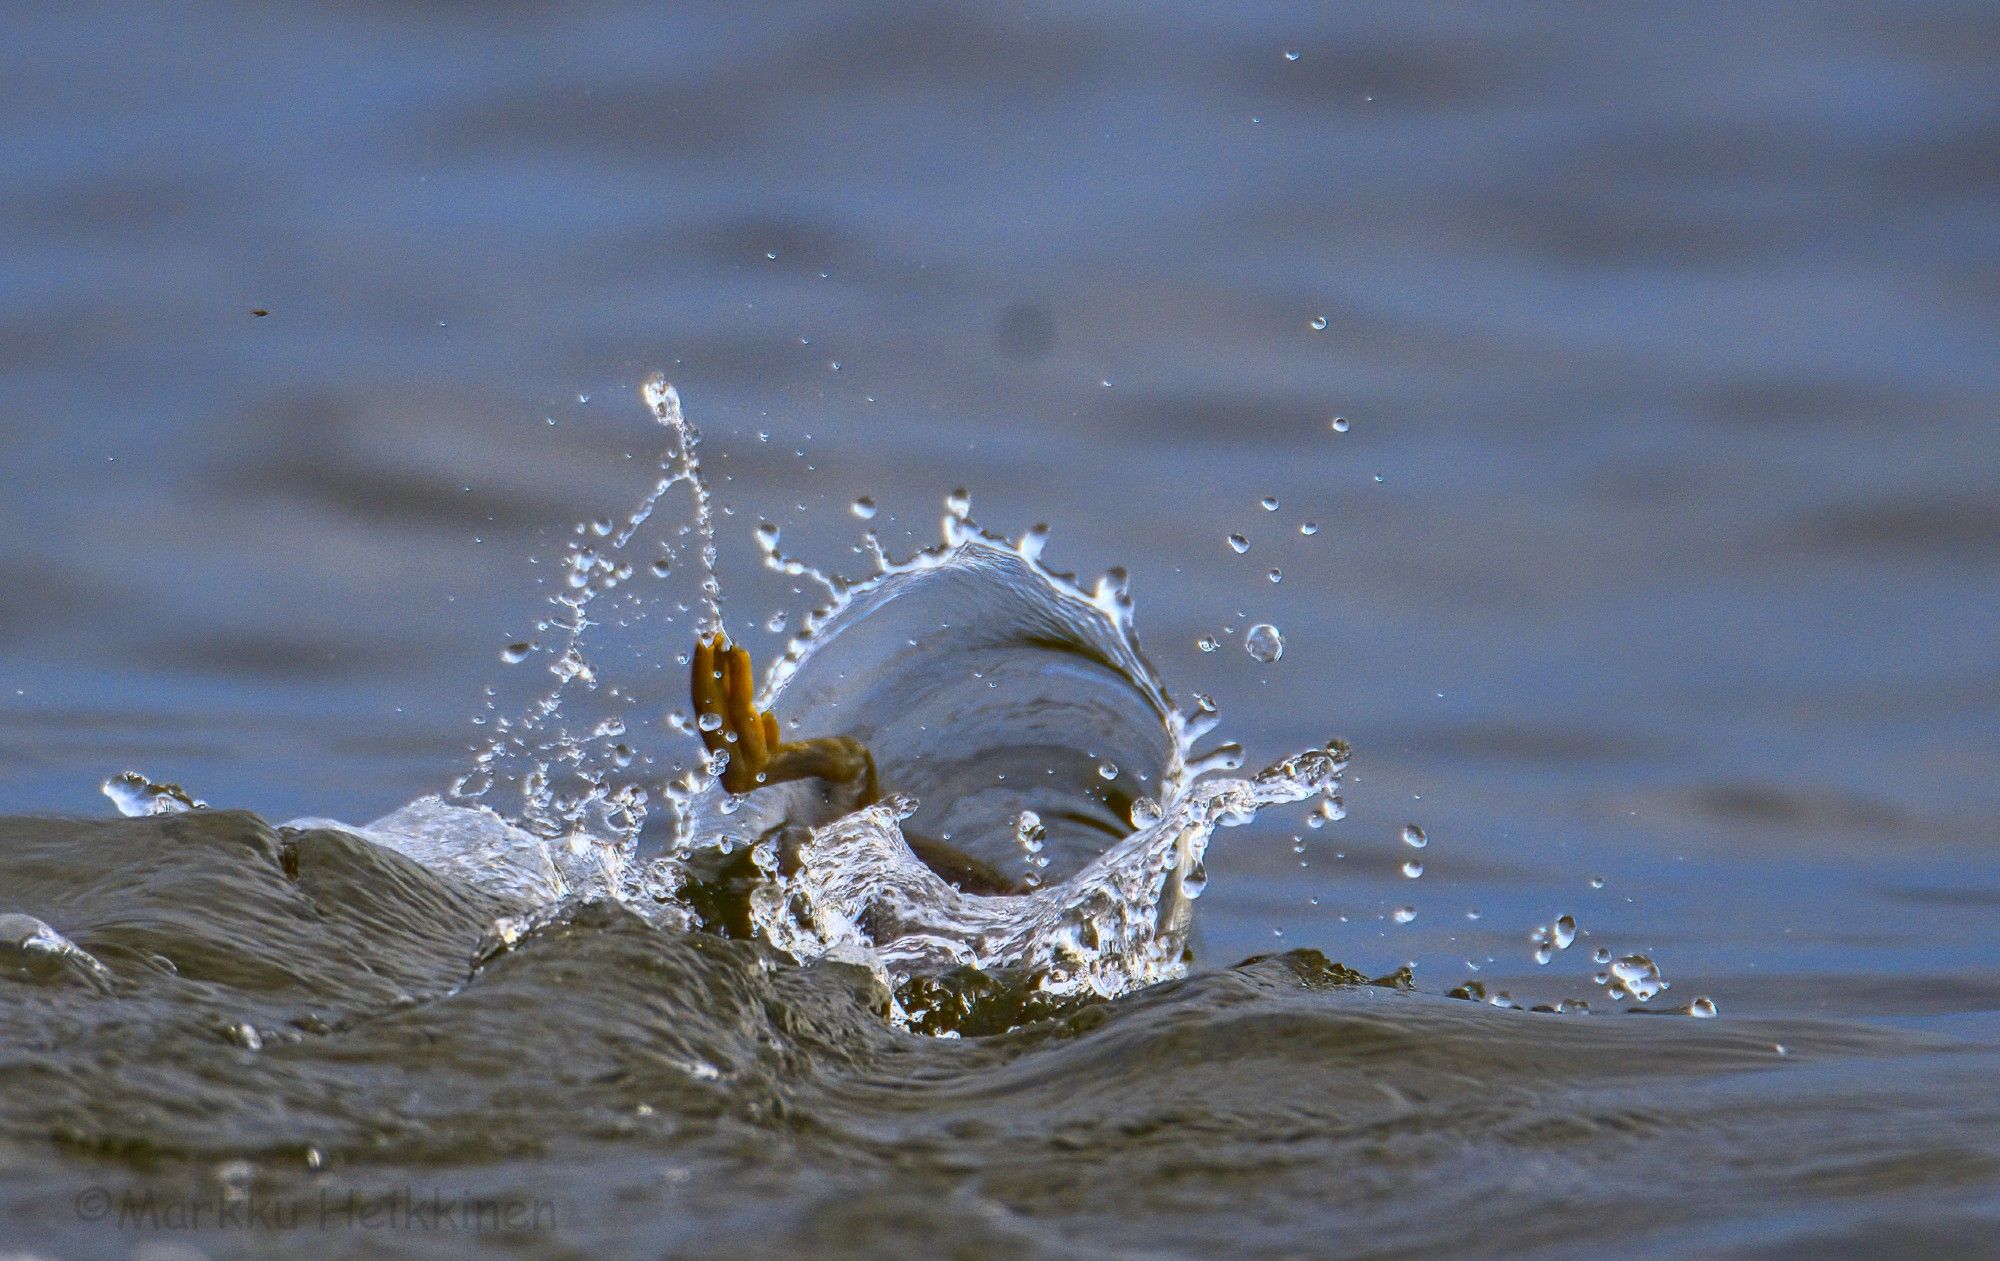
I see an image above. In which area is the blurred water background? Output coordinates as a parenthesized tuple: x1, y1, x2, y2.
(1, 6, 1998, 1254)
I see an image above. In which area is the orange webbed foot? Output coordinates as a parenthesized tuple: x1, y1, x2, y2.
(689, 631, 783, 794)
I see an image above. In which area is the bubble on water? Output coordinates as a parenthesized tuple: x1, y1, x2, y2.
(1309, 315, 1328, 331)
(1196, 635, 1220, 653)
(1227, 533, 1250, 554)
(0, 913, 113, 988)
(850, 496, 878, 520)
(1244, 623, 1284, 662)
(502, 642, 535, 664)
(1260, 496, 1279, 511)
(1267, 568, 1283, 584)
(1401, 859, 1424, 879)
(1400, 823, 1426, 848)
(102, 772, 205, 818)
(1299, 522, 1319, 536)
(1392, 906, 1417, 924)
(1330, 416, 1350, 433)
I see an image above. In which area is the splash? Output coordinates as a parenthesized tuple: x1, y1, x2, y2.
(395, 380, 1352, 1012)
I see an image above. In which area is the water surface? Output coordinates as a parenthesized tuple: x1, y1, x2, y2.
(1, 3, 1997, 1257)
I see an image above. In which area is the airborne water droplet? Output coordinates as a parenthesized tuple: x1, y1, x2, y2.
(1197, 635, 1220, 653)
(1309, 315, 1328, 331)
(1300, 521, 1319, 536)
(1400, 824, 1427, 848)
(1267, 568, 1282, 584)
(1227, 533, 1250, 554)
(1401, 860, 1424, 878)
(501, 642, 534, 664)
(1393, 906, 1417, 924)
(1330, 416, 1350, 433)
(1260, 496, 1279, 511)
(1244, 623, 1284, 662)
(1097, 761, 1119, 781)
(851, 496, 877, 520)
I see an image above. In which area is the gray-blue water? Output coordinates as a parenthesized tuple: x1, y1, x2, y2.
(1, 4, 1996, 1257)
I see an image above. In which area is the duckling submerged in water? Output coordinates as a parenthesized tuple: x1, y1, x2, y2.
(689, 631, 1022, 897)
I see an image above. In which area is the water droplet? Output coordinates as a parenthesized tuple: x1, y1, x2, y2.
(1244, 623, 1284, 662)
(1227, 533, 1250, 554)
(1590, 875, 1605, 890)
(1266, 568, 1283, 583)
(1393, 906, 1417, 924)
(1400, 824, 1427, 848)
(697, 712, 723, 733)
(1299, 522, 1319, 536)
(1260, 496, 1279, 511)
(650, 558, 672, 577)
(945, 487, 971, 517)
(1014, 810, 1047, 856)
(1196, 635, 1220, 653)
(764, 611, 788, 634)
(1372, 473, 1385, 483)
(501, 642, 534, 664)
(1553, 915, 1577, 949)
(1130, 796, 1163, 827)
(1284, 49, 1301, 61)
(1685, 997, 1718, 1018)
(1607, 954, 1665, 1003)
(1309, 315, 1328, 331)
(1097, 761, 1119, 781)
(1330, 416, 1350, 433)
(1182, 862, 1209, 899)
(1401, 860, 1424, 879)
(851, 496, 877, 519)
